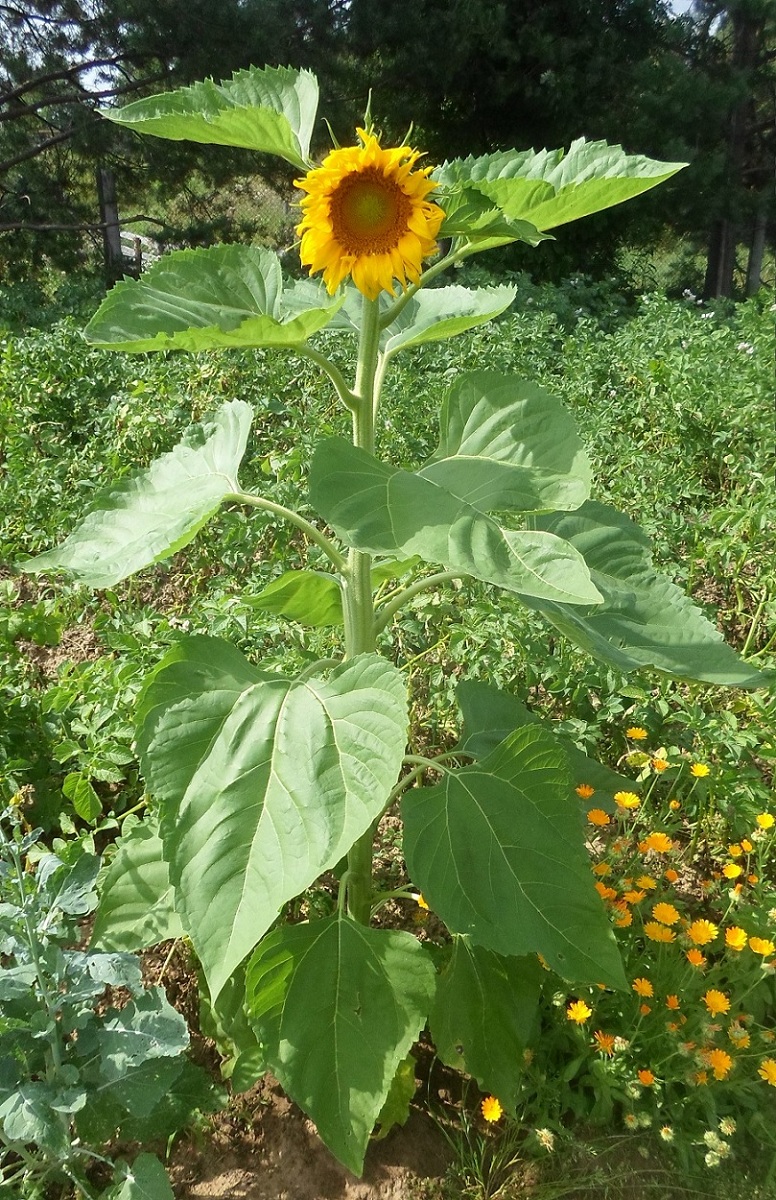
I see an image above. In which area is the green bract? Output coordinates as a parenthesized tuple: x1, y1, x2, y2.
(21, 62, 765, 1179)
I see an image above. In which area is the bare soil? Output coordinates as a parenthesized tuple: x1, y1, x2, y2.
(168, 1081, 449, 1200)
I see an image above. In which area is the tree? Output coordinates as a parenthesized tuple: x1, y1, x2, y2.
(0, 1, 349, 278)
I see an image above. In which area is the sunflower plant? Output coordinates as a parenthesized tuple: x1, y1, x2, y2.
(22, 66, 766, 1175)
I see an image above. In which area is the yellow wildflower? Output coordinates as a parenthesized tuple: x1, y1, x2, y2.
(724, 926, 748, 952)
(652, 902, 681, 926)
(576, 783, 595, 799)
(703, 989, 731, 1016)
(567, 999, 592, 1023)
(614, 791, 640, 810)
(749, 936, 776, 957)
(690, 762, 710, 778)
(587, 808, 610, 826)
(687, 919, 718, 946)
(758, 1059, 776, 1086)
(626, 727, 648, 740)
(481, 1095, 503, 1122)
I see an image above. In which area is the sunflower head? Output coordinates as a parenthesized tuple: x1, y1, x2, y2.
(295, 128, 445, 300)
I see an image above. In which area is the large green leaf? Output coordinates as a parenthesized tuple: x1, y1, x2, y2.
(435, 140, 685, 236)
(430, 939, 543, 1114)
(381, 285, 516, 356)
(91, 817, 184, 953)
(84, 246, 341, 352)
(525, 502, 766, 687)
(402, 726, 626, 988)
(100, 65, 318, 171)
(456, 679, 635, 805)
(423, 371, 591, 513)
(245, 916, 436, 1175)
(22, 400, 252, 588)
(135, 637, 408, 999)
(310, 438, 601, 605)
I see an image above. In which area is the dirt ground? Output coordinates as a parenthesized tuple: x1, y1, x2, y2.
(168, 1078, 450, 1200)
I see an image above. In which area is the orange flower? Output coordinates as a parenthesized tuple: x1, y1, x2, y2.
(645, 922, 676, 943)
(623, 890, 647, 904)
(686, 948, 706, 968)
(594, 882, 617, 901)
(728, 843, 743, 858)
(749, 936, 776, 956)
(703, 989, 731, 1016)
(652, 757, 669, 772)
(652, 902, 680, 926)
(747, 874, 759, 885)
(592, 861, 612, 876)
(587, 808, 611, 826)
(665, 995, 680, 1010)
(694, 1070, 708, 1086)
(576, 783, 595, 799)
(668, 799, 681, 811)
(626, 727, 648, 740)
(613, 906, 633, 928)
(664, 868, 679, 883)
(725, 926, 747, 952)
(639, 1003, 652, 1015)
(742, 838, 753, 852)
(639, 833, 673, 854)
(614, 791, 641, 810)
(632, 978, 654, 998)
(636, 875, 658, 891)
(638, 1069, 656, 1086)
(704, 1048, 733, 1080)
(567, 999, 592, 1023)
(593, 1030, 616, 1056)
(687, 919, 718, 946)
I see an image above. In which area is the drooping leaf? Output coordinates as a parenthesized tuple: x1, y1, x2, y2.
(430, 939, 543, 1113)
(310, 438, 600, 605)
(381, 285, 516, 356)
(135, 637, 408, 999)
(435, 139, 686, 236)
(84, 246, 341, 352)
(525, 502, 766, 688)
(100, 65, 318, 171)
(22, 400, 252, 588)
(91, 817, 184, 953)
(456, 679, 635, 805)
(249, 569, 343, 627)
(245, 916, 436, 1175)
(402, 726, 626, 988)
(422, 371, 591, 513)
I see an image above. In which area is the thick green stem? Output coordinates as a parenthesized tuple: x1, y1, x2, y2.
(343, 296, 382, 923)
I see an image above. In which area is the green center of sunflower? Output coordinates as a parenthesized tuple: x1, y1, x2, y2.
(330, 168, 411, 255)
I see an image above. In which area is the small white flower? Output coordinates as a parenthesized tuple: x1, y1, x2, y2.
(637, 1112, 652, 1128)
(705, 1151, 721, 1168)
(719, 1117, 736, 1136)
(536, 1128, 555, 1151)
(660, 1125, 674, 1142)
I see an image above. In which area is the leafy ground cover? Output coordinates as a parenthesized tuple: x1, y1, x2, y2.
(1, 279, 774, 1197)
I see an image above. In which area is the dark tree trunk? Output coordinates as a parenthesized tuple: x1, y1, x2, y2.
(745, 203, 769, 295)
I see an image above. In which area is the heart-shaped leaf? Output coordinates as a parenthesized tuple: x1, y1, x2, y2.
(246, 916, 435, 1175)
(135, 637, 408, 998)
(403, 725, 626, 988)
